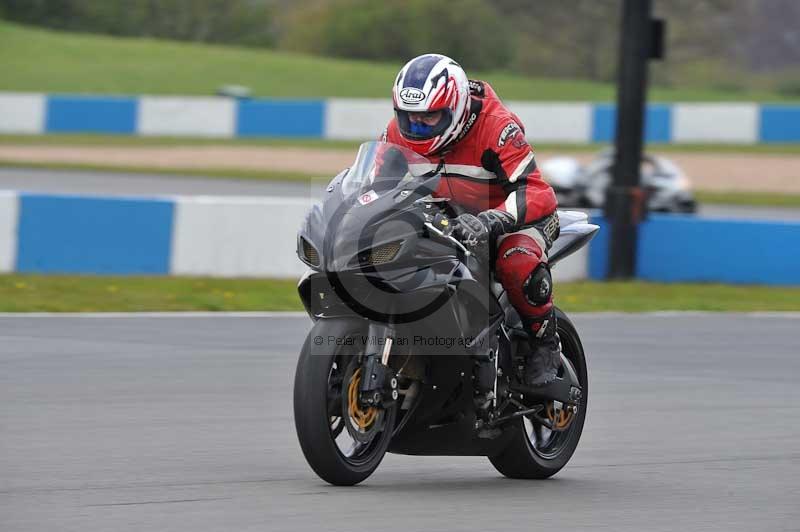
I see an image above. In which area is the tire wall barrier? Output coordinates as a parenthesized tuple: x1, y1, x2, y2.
(1, 190, 799, 285)
(2, 92, 800, 143)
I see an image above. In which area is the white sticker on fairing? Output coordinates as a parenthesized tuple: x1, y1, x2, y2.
(399, 87, 426, 104)
(358, 190, 380, 205)
(498, 122, 521, 147)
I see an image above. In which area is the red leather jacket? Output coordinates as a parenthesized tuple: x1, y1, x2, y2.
(382, 80, 557, 231)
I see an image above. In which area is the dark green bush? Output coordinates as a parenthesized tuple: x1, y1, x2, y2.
(279, 0, 512, 71)
(0, 0, 275, 46)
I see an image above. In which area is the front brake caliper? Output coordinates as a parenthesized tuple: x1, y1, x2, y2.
(358, 356, 398, 407)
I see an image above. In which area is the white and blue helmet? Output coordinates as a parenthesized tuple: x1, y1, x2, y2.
(392, 54, 471, 155)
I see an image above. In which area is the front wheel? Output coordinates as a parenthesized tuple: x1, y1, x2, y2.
(293, 318, 396, 486)
(488, 308, 588, 479)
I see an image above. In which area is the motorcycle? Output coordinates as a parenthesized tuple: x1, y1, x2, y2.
(541, 149, 697, 213)
(294, 141, 599, 486)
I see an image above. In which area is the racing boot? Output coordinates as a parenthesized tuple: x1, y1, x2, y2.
(523, 309, 561, 387)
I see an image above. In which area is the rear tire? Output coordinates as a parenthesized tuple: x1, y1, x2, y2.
(293, 318, 396, 486)
(488, 308, 588, 479)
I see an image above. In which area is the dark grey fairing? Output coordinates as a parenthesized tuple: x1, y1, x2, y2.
(297, 168, 442, 272)
(297, 175, 597, 322)
(295, 170, 597, 362)
(297, 168, 483, 324)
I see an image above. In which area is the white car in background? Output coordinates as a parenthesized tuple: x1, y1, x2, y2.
(541, 149, 697, 213)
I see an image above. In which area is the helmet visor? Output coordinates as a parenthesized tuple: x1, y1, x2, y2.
(396, 108, 453, 141)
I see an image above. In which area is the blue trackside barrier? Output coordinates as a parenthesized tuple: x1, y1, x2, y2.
(759, 105, 800, 143)
(236, 99, 325, 137)
(0, 190, 799, 284)
(588, 214, 800, 285)
(15, 193, 174, 275)
(2, 92, 800, 142)
(591, 103, 672, 143)
(45, 95, 138, 135)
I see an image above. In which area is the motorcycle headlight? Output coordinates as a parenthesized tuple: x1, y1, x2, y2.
(358, 240, 403, 266)
(300, 237, 320, 267)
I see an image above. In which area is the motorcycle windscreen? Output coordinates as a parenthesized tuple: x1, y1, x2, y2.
(341, 141, 439, 202)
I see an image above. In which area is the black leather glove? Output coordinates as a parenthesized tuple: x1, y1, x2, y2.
(452, 213, 489, 264)
(453, 213, 489, 249)
(476, 209, 516, 240)
(453, 209, 515, 263)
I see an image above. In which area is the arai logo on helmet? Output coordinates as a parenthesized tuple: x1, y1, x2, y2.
(399, 88, 426, 104)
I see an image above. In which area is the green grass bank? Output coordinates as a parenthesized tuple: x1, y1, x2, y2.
(2, 20, 798, 102)
(2, 275, 799, 313)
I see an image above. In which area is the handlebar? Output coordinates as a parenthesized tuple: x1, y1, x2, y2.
(424, 220, 471, 256)
(415, 197, 471, 256)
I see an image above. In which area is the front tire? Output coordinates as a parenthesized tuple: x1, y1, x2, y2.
(488, 308, 588, 479)
(293, 318, 396, 486)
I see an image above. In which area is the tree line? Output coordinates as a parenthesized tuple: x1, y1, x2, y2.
(2, 0, 799, 92)
(0, 0, 275, 46)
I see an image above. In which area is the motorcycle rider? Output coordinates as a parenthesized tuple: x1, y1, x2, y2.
(382, 53, 561, 386)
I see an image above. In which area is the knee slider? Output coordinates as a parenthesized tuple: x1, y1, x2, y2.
(523, 264, 552, 306)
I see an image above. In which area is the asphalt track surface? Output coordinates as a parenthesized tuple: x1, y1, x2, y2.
(2, 166, 800, 220)
(0, 166, 329, 198)
(1, 313, 798, 532)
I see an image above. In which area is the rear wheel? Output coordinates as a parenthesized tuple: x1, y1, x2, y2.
(293, 318, 397, 486)
(488, 308, 588, 479)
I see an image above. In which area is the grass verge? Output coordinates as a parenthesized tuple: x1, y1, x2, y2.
(694, 190, 800, 208)
(2, 275, 799, 313)
(0, 275, 302, 312)
(0, 134, 365, 150)
(2, 20, 798, 102)
(0, 161, 321, 182)
(556, 281, 800, 312)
